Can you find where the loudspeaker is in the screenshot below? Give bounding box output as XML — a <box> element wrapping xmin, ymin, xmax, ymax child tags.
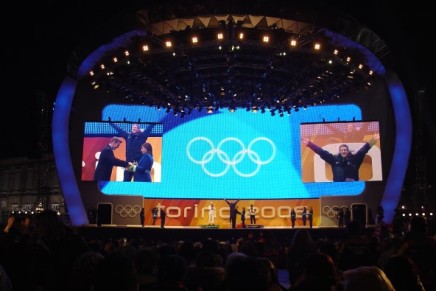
<box><xmin>97</xmin><ymin>203</ymin><xmax>113</xmax><ymax>226</ymax></box>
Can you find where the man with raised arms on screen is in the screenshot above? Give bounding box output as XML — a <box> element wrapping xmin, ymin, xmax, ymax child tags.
<box><xmin>109</xmin><ymin>122</ymin><xmax>155</xmax><ymax>181</ymax></box>
<box><xmin>302</xmin><ymin>133</ymin><xmax>379</xmax><ymax>182</ymax></box>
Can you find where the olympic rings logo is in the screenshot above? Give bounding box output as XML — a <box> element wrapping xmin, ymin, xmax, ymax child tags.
<box><xmin>115</xmin><ymin>205</ymin><xmax>142</xmax><ymax>217</ymax></box>
<box><xmin>322</xmin><ymin>205</ymin><xmax>347</xmax><ymax>218</ymax></box>
<box><xmin>186</xmin><ymin>137</ymin><xmax>276</xmax><ymax>177</ymax></box>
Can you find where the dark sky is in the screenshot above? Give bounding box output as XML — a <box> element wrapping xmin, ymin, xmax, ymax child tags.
<box><xmin>3</xmin><ymin>1</ymin><xmax>434</xmax><ymax>189</ymax></box>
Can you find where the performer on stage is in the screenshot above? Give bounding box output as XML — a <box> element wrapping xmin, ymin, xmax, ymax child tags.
<box><xmin>308</xmin><ymin>206</ymin><xmax>314</xmax><ymax>228</ymax></box>
<box><xmin>248</xmin><ymin>204</ymin><xmax>256</xmax><ymax>225</ymax></box>
<box><xmin>140</xmin><ymin>207</ymin><xmax>145</xmax><ymax>227</ymax></box>
<box><xmin>151</xmin><ymin>206</ymin><xmax>158</xmax><ymax>225</ymax></box>
<box><xmin>160</xmin><ymin>205</ymin><xmax>166</xmax><ymax>228</ymax></box>
<box><xmin>302</xmin><ymin>207</ymin><xmax>307</xmax><ymax>226</ymax></box>
<box><xmin>241</xmin><ymin>206</ymin><xmax>246</xmax><ymax>228</ymax></box>
<box><xmin>225</xmin><ymin>199</ymin><xmax>240</xmax><ymax>228</ymax></box>
<box><xmin>208</xmin><ymin>202</ymin><xmax>216</xmax><ymax>225</ymax></box>
<box><xmin>290</xmin><ymin>208</ymin><xmax>296</xmax><ymax>228</ymax></box>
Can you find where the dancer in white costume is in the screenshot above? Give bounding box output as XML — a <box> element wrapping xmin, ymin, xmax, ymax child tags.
<box><xmin>208</xmin><ymin>202</ymin><xmax>216</xmax><ymax>225</ymax></box>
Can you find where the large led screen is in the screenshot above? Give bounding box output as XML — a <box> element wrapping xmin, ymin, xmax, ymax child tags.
<box><xmin>81</xmin><ymin>121</ymin><xmax>163</xmax><ymax>182</ymax></box>
<box><xmin>300</xmin><ymin>121</ymin><xmax>382</xmax><ymax>183</ymax></box>
<box><xmin>92</xmin><ymin>103</ymin><xmax>374</xmax><ymax>199</ymax></box>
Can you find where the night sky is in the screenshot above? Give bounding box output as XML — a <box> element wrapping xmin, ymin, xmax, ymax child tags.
<box><xmin>2</xmin><ymin>0</ymin><xmax>434</xmax><ymax>200</ymax></box>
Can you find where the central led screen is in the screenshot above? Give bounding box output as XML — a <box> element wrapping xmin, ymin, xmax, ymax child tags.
<box><xmin>87</xmin><ymin>103</ymin><xmax>376</xmax><ymax>199</ymax></box>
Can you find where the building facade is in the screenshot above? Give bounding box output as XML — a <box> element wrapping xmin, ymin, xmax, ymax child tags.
<box><xmin>0</xmin><ymin>155</ymin><xmax>65</xmax><ymax>224</ymax></box>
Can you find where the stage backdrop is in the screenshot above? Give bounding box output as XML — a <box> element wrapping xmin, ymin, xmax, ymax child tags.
<box><xmin>53</xmin><ymin>73</ymin><xmax>410</xmax><ymax>227</ymax></box>
<box><xmin>131</xmin><ymin>199</ymin><xmax>320</xmax><ymax>228</ymax></box>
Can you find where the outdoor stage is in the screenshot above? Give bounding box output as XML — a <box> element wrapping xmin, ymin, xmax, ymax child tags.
<box><xmin>76</xmin><ymin>224</ymin><xmax>371</xmax><ymax>243</ymax></box>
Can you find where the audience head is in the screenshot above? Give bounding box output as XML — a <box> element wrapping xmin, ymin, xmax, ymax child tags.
<box><xmin>304</xmin><ymin>252</ymin><xmax>337</xmax><ymax>282</ymax></box>
<box><xmin>94</xmin><ymin>250</ymin><xmax>139</xmax><ymax>291</ymax></box>
<box><xmin>70</xmin><ymin>251</ymin><xmax>104</xmax><ymax>291</ymax></box>
<box><xmin>157</xmin><ymin>254</ymin><xmax>187</xmax><ymax>283</ymax></box>
<box><xmin>32</xmin><ymin>209</ymin><xmax>69</xmax><ymax>243</ymax></box>
<box><xmin>291</xmin><ymin>252</ymin><xmax>338</xmax><ymax>291</ymax></box>
<box><xmin>342</xmin><ymin>266</ymin><xmax>395</xmax><ymax>291</ymax></box>
<box><xmin>346</xmin><ymin>220</ymin><xmax>362</xmax><ymax>235</ymax></box>
<box><xmin>134</xmin><ymin>247</ymin><xmax>159</xmax><ymax>276</ymax></box>
<box><xmin>291</xmin><ymin>229</ymin><xmax>314</xmax><ymax>249</ymax></box>
<box><xmin>383</xmin><ymin>255</ymin><xmax>425</xmax><ymax>291</ymax></box>
<box><xmin>226</xmin><ymin>255</ymin><xmax>270</xmax><ymax>291</ymax></box>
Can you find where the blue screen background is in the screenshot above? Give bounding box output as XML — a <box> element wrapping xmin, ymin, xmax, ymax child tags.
<box><xmin>96</xmin><ymin>104</ymin><xmax>365</xmax><ymax>199</ymax></box>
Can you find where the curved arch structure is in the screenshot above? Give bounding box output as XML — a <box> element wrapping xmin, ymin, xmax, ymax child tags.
<box><xmin>53</xmin><ymin>5</ymin><xmax>410</xmax><ymax>226</ymax></box>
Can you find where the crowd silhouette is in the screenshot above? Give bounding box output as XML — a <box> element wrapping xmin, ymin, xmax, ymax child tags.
<box><xmin>1</xmin><ymin>210</ymin><xmax>435</xmax><ymax>291</ymax></box>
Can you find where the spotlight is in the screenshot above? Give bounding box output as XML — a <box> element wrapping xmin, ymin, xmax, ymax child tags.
<box><xmin>262</xmin><ymin>35</ymin><xmax>270</xmax><ymax>43</ymax></box>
